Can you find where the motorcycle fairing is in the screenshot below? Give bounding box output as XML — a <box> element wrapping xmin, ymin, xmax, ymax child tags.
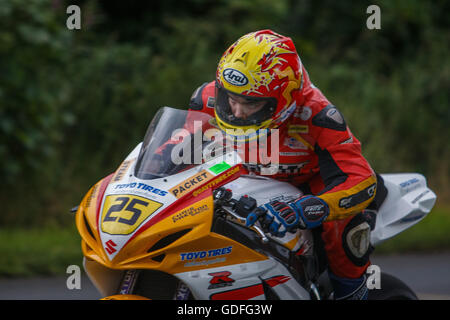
<box><xmin>75</xmin><ymin>107</ymin><xmax>437</xmax><ymax>300</ymax></box>
<box><xmin>371</xmin><ymin>173</ymin><xmax>437</xmax><ymax>246</ymax></box>
<box><xmin>76</xmin><ymin>146</ymin><xmax>269</xmax><ymax>273</ymax></box>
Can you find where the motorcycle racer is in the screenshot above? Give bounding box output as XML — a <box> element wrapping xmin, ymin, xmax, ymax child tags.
<box><xmin>187</xmin><ymin>29</ymin><xmax>379</xmax><ymax>300</ymax></box>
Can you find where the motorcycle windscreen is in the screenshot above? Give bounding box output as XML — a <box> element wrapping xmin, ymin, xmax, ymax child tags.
<box><xmin>134</xmin><ymin>107</ymin><xmax>214</xmax><ymax>179</ymax></box>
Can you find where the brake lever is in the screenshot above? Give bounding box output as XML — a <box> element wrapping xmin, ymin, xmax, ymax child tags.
<box><xmin>217</xmin><ymin>203</ymin><xmax>269</xmax><ymax>244</ymax></box>
<box><xmin>213</xmin><ymin>187</ymin><xmax>269</xmax><ymax>243</ymax></box>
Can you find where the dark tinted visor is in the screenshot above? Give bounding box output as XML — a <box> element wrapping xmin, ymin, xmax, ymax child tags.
<box><xmin>214</xmin><ymin>83</ymin><xmax>277</xmax><ymax>127</ymax></box>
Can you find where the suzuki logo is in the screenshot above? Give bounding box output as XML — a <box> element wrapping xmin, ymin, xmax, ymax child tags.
<box><xmin>208</xmin><ymin>271</ymin><xmax>235</xmax><ymax>289</ymax></box>
<box><xmin>105</xmin><ymin>240</ymin><xmax>117</xmax><ymax>254</ymax></box>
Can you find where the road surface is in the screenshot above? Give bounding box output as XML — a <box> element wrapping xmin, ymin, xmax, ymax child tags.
<box><xmin>0</xmin><ymin>252</ymin><xmax>449</xmax><ymax>300</ymax></box>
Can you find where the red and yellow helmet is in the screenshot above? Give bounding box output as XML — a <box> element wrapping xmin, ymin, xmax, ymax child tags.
<box><xmin>215</xmin><ymin>30</ymin><xmax>303</xmax><ymax>140</ymax></box>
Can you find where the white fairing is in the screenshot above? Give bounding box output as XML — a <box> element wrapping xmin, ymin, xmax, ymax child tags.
<box><xmin>371</xmin><ymin>173</ymin><xmax>437</xmax><ymax>246</ymax></box>
<box><xmin>175</xmin><ymin>257</ymin><xmax>311</xmax><ymax>300</ymax></box>
<box><xmin>223</xmin><ymin>174</ymin><xmax>303</xmax><ymax>204</ymax></box>
<box><xmin>223</xmin><ymin>175</ymin><xmax>314</xmax><ymax>253</ymax></box>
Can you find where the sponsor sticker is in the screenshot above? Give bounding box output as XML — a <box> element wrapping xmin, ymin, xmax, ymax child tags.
<box><xmin>180</xmin><ymin>246</ymin><xmax>233</xmax><ymax>267</ymax></box>
<box><xmin>412</xmin><ymin>190</ymin><xmax>430</xmax><ymax>204</ymax></box>
<box><xmin>288</xmin><ymin>124</ymin><xmax>309</xmax><ymax>134</ymax></box>
<box><xmin>172</xmin><ymin>204</ymin><xmax>210</xmax><ymax>223</ymax></box>
<box><xmin>112</xmin><ymin>159</ymin><xmax>134</xmax><ymax>182</ymax></box>
<box><xmin>169</xmin><ymin>170</ymin><xmax>214</xmax><ymax>199</ymax></box>
<box><xmin>223</xmin><ymin>68</ymin><xmax>249</xmax><ymax>86</ymax></box>
<box><xmin>180</xmin><ymin>246</ymin><xmax>233</xmax><ymax>261</ymax></box>
<box><xmin>400</xmin><ymin>178</ymin><xmax>420</xmax><ymax>189</ymax></box>
<box><xmin>192</xmin><ymin>166</ymin><xmax>241</xmax><ymax>197</ymax></box>
<box><xmin>115</xmin><ymin>182</ymin><xmax>168</xmax><ymax>197</ymax></box>
<box><xmin>85</xmin><ymin>184</ymin><xmax>99</xmax><ymax>208</ymax></box>
<box><xmin>208</xmin><ymin>161</ymin><xmax>231</xmax><ymax>175</ymax></box>
<box><xmin>283</xmin><ymin>137</ymin><xmax>308</xmax><ymax>150</ymax></box>
<box><xmin>183</xmin><ymin>258</ymin><xmax>226</xmax><ymax>268</ymax></box>
<box><xmin>206</xmin><ymin>96</ymin><xmax>215</xmax><ymax>108</ymax></box>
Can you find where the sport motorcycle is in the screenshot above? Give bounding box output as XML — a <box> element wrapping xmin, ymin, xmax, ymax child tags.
<box><xmin>74</xmin><ymin>107</ymin><xmax>436</xmax><ymax>300</ymax></box>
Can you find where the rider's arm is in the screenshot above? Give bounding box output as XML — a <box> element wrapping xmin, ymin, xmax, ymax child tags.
<box><xmin>308</xmin><ymin>100</ymin><xmax>377</xmax><ymax>221</ymax></box>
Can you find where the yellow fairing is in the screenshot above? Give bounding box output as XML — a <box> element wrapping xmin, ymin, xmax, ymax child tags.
<box><xmin>76</xmin><ymin>179</ymin><xmax>105</xmax><ymax>261</ymax></box>
<box><xmin>76</xmin><ymin>188</ymin><xmax>268</xmax><ymax>274</ymax></box>
<box><xmin>101</xmin><ymin>294</ymin><xmax>150</xmax><ymax>300</ymax></box>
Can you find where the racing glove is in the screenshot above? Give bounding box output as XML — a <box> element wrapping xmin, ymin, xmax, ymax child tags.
<box><xmin>245</xmin><ymin>195</ymin><xmax>330</xmax><ymax>237</ymax></box>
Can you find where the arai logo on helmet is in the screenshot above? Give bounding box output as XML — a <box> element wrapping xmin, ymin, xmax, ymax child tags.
<box><xmin>223</xmin><ymin>68</ymin><xmax>249</xmax><ymax>86</ymax></box>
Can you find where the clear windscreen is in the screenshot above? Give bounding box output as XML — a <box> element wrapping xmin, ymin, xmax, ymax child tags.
<box><xmin>134</xmin><ymin>107</ymin><xmax>219</xmax><ymax>179</ymax></box>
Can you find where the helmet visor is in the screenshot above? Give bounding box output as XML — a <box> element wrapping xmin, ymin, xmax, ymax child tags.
<box><xmin>215</xmin><ymin>83</ymin><xmax>277</xmax><ymax>128</ymax></box>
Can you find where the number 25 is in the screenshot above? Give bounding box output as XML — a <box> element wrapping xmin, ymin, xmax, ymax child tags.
<box><xmin>103</xmin><ymin>197</ymin><xmax>149</xmax><ymax>226</ymax></box>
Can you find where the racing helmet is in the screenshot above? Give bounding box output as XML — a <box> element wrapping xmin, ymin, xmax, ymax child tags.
<box><xmin>215</xmin><ymin>30</ymin><xmax>303</xmax><ymax>141</ymax></box>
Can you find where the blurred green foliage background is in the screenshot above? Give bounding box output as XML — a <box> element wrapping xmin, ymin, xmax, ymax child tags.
<box><xmin>0</xmin><ymin>0</ymin><xmax>449</xmax><ymax>228</ymax></box>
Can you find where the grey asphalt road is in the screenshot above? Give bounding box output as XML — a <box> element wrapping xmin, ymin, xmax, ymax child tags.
<box><xmin>371</xmin><ymin>251</ymin><xmax>450</xmax><ymax>300</ymax></box>
<box><xmin>0</xmin><ymin>252</ymin><xmax>449</xmax><ymax>300</ymax></box>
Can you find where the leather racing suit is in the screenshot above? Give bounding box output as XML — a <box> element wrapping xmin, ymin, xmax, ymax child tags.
<box><xmin>187</xmin><ymin>64</ymin><xmax>378</xmax><ymax>296</ymax></box>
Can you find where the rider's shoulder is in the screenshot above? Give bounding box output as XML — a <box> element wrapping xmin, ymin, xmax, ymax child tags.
<box><xmin>295</xmin><ymin>90</ymin><xmax>347</xmax><ymax>132</ymax></box>
<box><xmin>189</xmin><ymin>81</ymin><xmax>215</xmax><ymax>111</ymax></box>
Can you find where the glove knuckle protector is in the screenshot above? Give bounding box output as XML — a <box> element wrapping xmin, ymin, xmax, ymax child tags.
<box><xmin>245</xmin><ymin>196</ymin><xmax>330</xmax><ymax>237</ymax></box>
<box><xmin>293</xmin><ymin>195</ymin><xmax>329</xmax><ymax>229</ymax></box>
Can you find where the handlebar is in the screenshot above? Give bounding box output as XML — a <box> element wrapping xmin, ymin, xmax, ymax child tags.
<box><xmin>213</xmin><ymin>188</ymin><xmax>270</xmax><ymax>244</ymax></box>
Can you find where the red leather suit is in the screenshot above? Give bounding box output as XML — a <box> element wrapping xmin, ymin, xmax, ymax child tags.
<box><xmin>188</xmin><ymin>65</ymin><xmax>377</xmax><ymax>279</ymax></box>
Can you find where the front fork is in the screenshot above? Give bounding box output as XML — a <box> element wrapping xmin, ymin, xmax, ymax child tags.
<box><xmin>118</xmin><ymin>269</ymin><xmax>140</xmax><ymax>294</ymax></box>
<box><xmin>118</xmin><ymin>269</ymin><xmax>192</xmax><ymax>299</ymax></box>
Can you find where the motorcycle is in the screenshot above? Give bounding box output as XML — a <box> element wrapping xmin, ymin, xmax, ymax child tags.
<box><xmin>74</xmin><ymin>107</ymin><xmax>436</xmax><ymax>300</ymax></box>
